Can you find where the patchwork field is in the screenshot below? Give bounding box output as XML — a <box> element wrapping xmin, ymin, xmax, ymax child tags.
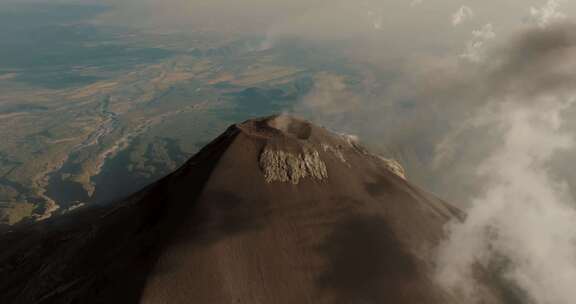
<box><xmin>0</xmin><ymin>3</ymin><xmax>335</xmax><ymax>224</ymax></box>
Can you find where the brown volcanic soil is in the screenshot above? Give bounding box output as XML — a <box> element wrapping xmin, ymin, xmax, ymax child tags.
<box><xmin>0</xmin><ymin>115</ymin><xmax>503</xmax><ymax>304</ymax></box>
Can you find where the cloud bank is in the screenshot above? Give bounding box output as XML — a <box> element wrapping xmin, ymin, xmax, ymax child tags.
<box><xmin>531</xmin><ymin>0</ymin><xmax>567</xmax><ymax>28</ymax></box>
<box><xmin>435</xmin><ymin>23</ymin><xmax>576</xmax><ymax>303</ymax></box>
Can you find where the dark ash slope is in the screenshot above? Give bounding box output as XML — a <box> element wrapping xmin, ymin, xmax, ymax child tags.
<box><xmin>0</xmin><ymin>115</ymin><xmax>503</xmax><ymax>304</ymax></box>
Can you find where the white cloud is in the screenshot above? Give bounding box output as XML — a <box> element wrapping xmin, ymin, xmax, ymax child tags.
<box><xmin>530</xmin><ymin>0</ymin><xmax>566</xmax><ymax>28</ymax></box>
<box><xmin>452</xmin><ymin>6</ymin><xmax>474</xmax><ymax>26</ymax></box>
<box><xmin>434</xmin><ymin>25</ymin><xmax>576</xmax><ymax>303</ymax></box>
<box><xmin>437</xmin><ymin>97</ymin><xmax>576</xmax><ymax>304</ymax></box>
<box><xmin>460</xmin><ymin>23</ymin><xmax>496</xmax><ymax>62</ymax></box>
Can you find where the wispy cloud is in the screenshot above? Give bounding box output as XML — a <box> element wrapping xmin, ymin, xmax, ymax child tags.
<box><xmin>452</xmin><ymin>6</ymin><xmax>474</xmax><ymax>26</ymax></box>
<box><xmin>367</xmin><ymin>9</ymin><xmax>384</xmax><ymax>30</ymax></box>
<box><xmin>530</xmin><ymin>0</ymin><xmax>566</xmax><ymax>28</ymax></box>
<box><xmin>460</xmin><ymin>24</ymin><xmax>496</xmax><ymax>62</ymax></box>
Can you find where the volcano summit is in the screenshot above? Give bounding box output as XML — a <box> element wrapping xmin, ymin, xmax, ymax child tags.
<box><xmin>0</xmin><ymin>115</ymin><xmax>506</xmax><ymax>303</ymax></box>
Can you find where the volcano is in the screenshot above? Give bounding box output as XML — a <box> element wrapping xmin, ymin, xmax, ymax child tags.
<box><xmin>0</xmin><ymin>115</ymin><xmax>506</xmax><ymax>304</ymax></box>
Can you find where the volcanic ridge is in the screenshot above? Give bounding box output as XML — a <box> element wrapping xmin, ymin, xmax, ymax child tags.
<box><xmin>0</xmin><ymin>115</ymin><xmax>506</xmax><ymax>304</ymax></box>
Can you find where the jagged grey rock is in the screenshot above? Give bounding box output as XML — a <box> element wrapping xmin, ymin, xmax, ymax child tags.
<box><xmin>259</xmin><ymin>147</ymin><xmax>328</xmax><ymax>184</ymax></box>
<box><xmin>377</xmin><ymin>156</ymin><xmax>406</xmax><ymax>179</ymax></box>
<box><xmin>322</xmin><ymin>144</ymin><xmax>348</xmax><ymax>165</ymax></box>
